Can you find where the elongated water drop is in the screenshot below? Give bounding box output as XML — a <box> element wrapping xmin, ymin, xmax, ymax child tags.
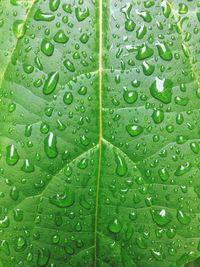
<box><xmin>44</xmin><ymin>132</ymin><xmax>58</xmax><ymax>159</ymax></box>
<box><xmin>177</xmin><ymin>210</ymin><xmax>191</xmax><ymax>225</ymax></box>
<box><xmin>115</xmin><ymin>153</ymin><xmax>127</xmax><ymax>176</ymax></box>
<box><xmin>142</xmin><ymin>61</ymin><xmax>155</xmax><ymax>76</ymax></box>
<box><xmin>43</xmin><ymin>72</ymin><xmax>59</xmax><ymax>95</ymax></box>
<box><xmin>6</xmin><ymin>145</ymin><xmax>19</xmax><ymax>166</ymax></box>
<box><xmin>156</xmin><ymin>41</ymin><xmax>173</xmax><ymax>61</ymax></box>
<box><xmin>37</xmin><ymin>248</ymin><xmax>50</xmax><ymax>267</ymax></box>
<box><xmin>13</xmin><ymin>20</ymin><xmax>26</xmax><ymax>39</ymax></box>
<box><xmin>49</xmin><ymin>0</ymin><xmax>60</xmax><ymax>11</ymax></box>
<box><xmin>175</xmin><ymin>162</ymin><xmax>191</xmax><ymax>176</ymax></box>
<box><xmin>152</xmin><ymin>109</ymin><xmax>164</xmax><ymax>124</ymax></box>
<box><xmin>34</xmin><ymin>9</ymin><xmax>55</xmax><ymax>21</ymax></box>
<box><xmin>41</xmin><ymin>38</ymin><xmax>54</xmax><ymax>56</ymax></box>
<box><xmin>63</xmin><ymin>59</ymin><xmax>75</xmax><ymax>72</ymax></box>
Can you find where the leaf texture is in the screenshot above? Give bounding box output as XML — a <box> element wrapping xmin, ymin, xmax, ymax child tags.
<box><xmin>0</xmin><ymin>0</ymin><xmax>200</xmax><ymax>267</ymax></box>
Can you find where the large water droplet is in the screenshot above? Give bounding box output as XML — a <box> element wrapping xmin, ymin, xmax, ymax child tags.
<box><xmin>63</xmin><ymin>59</ymin><xmax>75</xmax><ymax>72</ymax></box>
<box><xmin>136</xmin><ymin>43</ymin><xmax>154</xmax><ymax>60</ymax></box>
<box><xmin>43</xmin><ymin>72</ymin><xmax>59</xmax><ymax>95</ymax></box>
<box><xmin>149</xmin><ymin>77</ymin><xmax>173</xmax><ymax>104</ymax></box>
<box><xmin>126</xmin><ymin>124</ymin><xmax>143</xmax><ymax>137</ymax></box>
<box><xmin>176</xmin><ymin>210</ymin><xmax>191</xmax><ymax>225</ymax></box>
<box><xmin>41</xmin><ymin>38</ymin><xmax>54</xmax><ymax>56</ymax></box>
<box><xmin>6</xmin><ymin>145</ymin><xmax>19</xmax><ymax>166</ymax></box>
<box><xmin>44</xmin><ymin>132</ymin><xmax>58</xmax><ymax>159</ymax></box>
<box><xmin>13</xmin><ymin>20</ymin><xmax>26</xmax><ymax>39</ymax></box>
<box><xmin>123</xmin><ymin>88</ymin><xmax>138</xmax><ymax>104</ymax></box>
<box><xmin>34</xmin><ymin>9</ymin><xmax>55</xmax><ymax>22</ymax></box>
<box><xmin>156</xmin><ymin>41</ymin><xmax>173</xmax><ymax>61</ymax></box>
<box><xmin>53</xmin><ymin>30</ymin><xmax>69</xmax><ymax>44</ymax></box>
<box><xmin>50</xmin><ymin>189</ymin><xmax>75</xmax><ymax>208</ymax></box>
<box><xmin>175</xmin><ymin>162</ymin><xmax>191</xmax><ymax>176</ymax></box>
<box><xmin>75</xmin><ymin>7</ymin><xmax>89</xmax><ymax>22</ymax></box>
<box><xmin>115</xmin><ymin>153</ymin><xmax>127</xmax><ymax>176</ymax></box>
<box><xmin>108</xmin><ymin>218</ymin><xmax>122</xmax><ymax>233</ymax></box>
<box><xmin>151</xmin><ymin>208</ymin><xmax>172</xmax><ymax>226</ymax></box>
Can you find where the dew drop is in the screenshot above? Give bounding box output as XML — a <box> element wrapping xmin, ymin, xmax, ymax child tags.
<box><xmin>149</xmin><ymin>77</ymin><xmax>173</xmax><ymax>104</ymax></box>
<box><xmin>44</xmin><ymin>132</ymin><xmax>58</xmax><ymax>159</ymax></box>
<box><xmin>43</xmin><ymin>72</ymin><xmax>59</xmax><ymax>95</ymax></box>
<box><xmin>126</xmin><ymin>124</ymin><xmax>143</xmax><ymax>137</ymax></box>
<box><xmin>6</xmin><ymin>145</ymin><xmax>19</xmax><ymax>166</ymax></box>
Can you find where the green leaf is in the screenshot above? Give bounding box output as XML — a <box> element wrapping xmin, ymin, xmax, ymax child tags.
<box><xmin>0</xmin><ymin>0</ymin><xmax>200</xmax><ymax>266</ymax></box>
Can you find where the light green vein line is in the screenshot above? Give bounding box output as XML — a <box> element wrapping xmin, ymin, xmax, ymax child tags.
<box><xmin>94</xmin><ymin>0</ymin><xmax>103</xmax><ymax>265</ymax></box>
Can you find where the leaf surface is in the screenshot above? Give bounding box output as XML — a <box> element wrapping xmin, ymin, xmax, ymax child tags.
<box><xmin>0</xmin><ymin>0</ymin><xmax>200</xmax><ymax>267</ymax></box>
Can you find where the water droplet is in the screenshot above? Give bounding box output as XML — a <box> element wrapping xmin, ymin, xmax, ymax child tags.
<box><xmin>161</xmin><ymin>0</ymin><xmax>171</xmax><ymax>18</ymax></box>
<box><xmin>158</xmin><ymin>168</ymin><xmax>169</xmax><ymax>181</ymax></box>
<box><xmin>53</xmin><ymin>30</ymin><xmax>69</xmax><ymax>44</ymax></box>
<box><xmin>151</xmin><ymin>249</ymin><xmax>163</xmax><ymax>261</ymax></box>
<box><xmin>78</xmin><ymin>86</ymin><xmax>87</xmax><ymax>95</ymax></box>
<box><xmin>152</xmin><ymin>109</ymin><xmax>164</xmax><ymax>124</ymax></box>
<box><xmin>151</xmin><ymin>208</ymin><xmax>172</xmax><ymax>226</ymax></box>
<box><xmin>13</xmin><ymin>208</ymin><xmax>23</xmax><ymax>221</ymax></box>
<box><xmin>10</xmin><ymin>187</ymin><xmax>19</xmax><ymax>200</ymax></box>
<box><xmin>44</xmin><ymin>132</ymin><xmax>58</xmax><ymax>159</ymax></box>
<box><xmin>63</xmin><ymin>59</ymin><xmax>75</xmax><ymax>72</ymax></box>
<box><xmin>177</xmin><ymin>210</ymin><xmax>191</xmax><ymax>225</ymax></box>
<box><xmin>0</xmin><ymin>216</ymin><xmax>9</xmax><ymax>229</ymax></box>
<box><xmin>142</xmin><ymin>61</ymin><xmax>155</xmax><ymax>76</ymax></box>
<box><xmin>156</xmin><ymin>41</ymin><xmax>173</xmax><ymax>61</ymax></box>
<box><xmin>136</xmin><ymin>25</ymin><xmax>147</xmax><ymax>39</ymax></box>
<box><xmin>49</xmin><ymin>0</ymin><xmax>60</xmax><ymax>12</ymax></box>
<box><xmin>125</xmin><ymin>19</ymin><xmax>135</xmax><ymax>32</ymax></box>
<box><xmin>108</xmin><ymin>218</ymin><xmax>122</xmax><ymax>233</ymax></box>
<box><xmin>126</xmin><ymin>124</ymin><xmax>143</xmax><ymax>137</ymax></box>
<box><xmin>0</xmin><ymin>240</ymin><xmax>10</xmax><ymax>256</ymax></box>
<box><xmin>37</xmin><ymin>248</ymin><xmax>50</xmax><ymax>267</ymax></box>
<box><xmin>149</xmin><ymin>77</ymin><xmax>173</xmax><ymax>104</ymax></box>
<box><xmin>43</xmin><ymin>72</ymin><xmax>59</xmax><ymax>95</ymax></box>
<box><xmin>34</xmin><ymin>9</ymin><xmax>55</xmax><ymax>22</ymax></box>
<box><xmin>41</xmin><ymin>38</ymin><xmax>54</xmax><ymax>56</ymax></box>
<box><xmin>75</xmin><ymin>7</ymin><xmax>89</xmax><ymax>22</ymax></box>
<box><xmin>50</xmin><ymin>188</ymin><xmax>75</xmax><ymax>208</ymax></box>
<box><xmin>178</xmin><ymin>3</ymin><xmax>188</xmax><ymax>14</ymax></box>
<box><xmin>21</xmin><ymin>159</ymin><xmax>35</xmax><ymax>173</ymax></box>
<box><xmin>23</xmin><ymin>64</ymin><xmax>34</xmax><ymax>74</ymax></box>
<box><xmin>15</xmin><ymin>236</ymin><xmax>26</xmax><ymax>251</ymax></box>
<box><xmin>6</xmin><ymin>145</ymin><xmax>19</xmax><ymax>166</ymax></box>
<box><xmin>190</xmin><ymin>142</ymin><xmax>199</xmax><ymax>154</ymax></box>
<box><xmin>137</xmin><ymin>10</ymin><xmax>152</xmax><ymax>22</ymax></box>
<box><xmin>175</xmin><ymin>162</ymin><xmax>191</xmax><ymax>176</ymax></box>
<box><xmin>80</xmin><ymin>135</ymin><xmax>90</xmax><ymax>146</ymax></box>
<box><xmin>136</xmin><ymin>43</ymin><xmax>153</xmax><ymax>60</ymax></box>
<box><xmin>114</xmin><ymin>152</ymin><xmax>127</xmax><ymax>176</ymax></box>
<box><xmin>77</xmin><ymin>158</ymin><xmax>88</xmax><ymax>169</ymax></box>
<box><xmin>63</xmin><ymin>92</ymin><xmax>73</xmax><ymax>105</ymax></box>
<box><xmin>62</xmin><ymin>4</ymin><xmax>72</xmax><ymax>14</ymax></box>
<box><xmin>123</xmin><ymin>88</ymin><xmax>138</xmax><ymax>104</ymax></box>
<box><xmin>13</xmin><ymin>20</ymin><xmax>26</xmax><ymax>39</ymax></box>
<box><xmin>80</xmin><ymin>33</ymin><xmax>89</xmax><ymax>44</ymax></box>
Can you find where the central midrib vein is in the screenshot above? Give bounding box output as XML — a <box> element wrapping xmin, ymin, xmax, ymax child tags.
<box><xmin>94</xmin><ymin>0</ymin><xmax>103</xmax><ymax>265</ymax></box>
